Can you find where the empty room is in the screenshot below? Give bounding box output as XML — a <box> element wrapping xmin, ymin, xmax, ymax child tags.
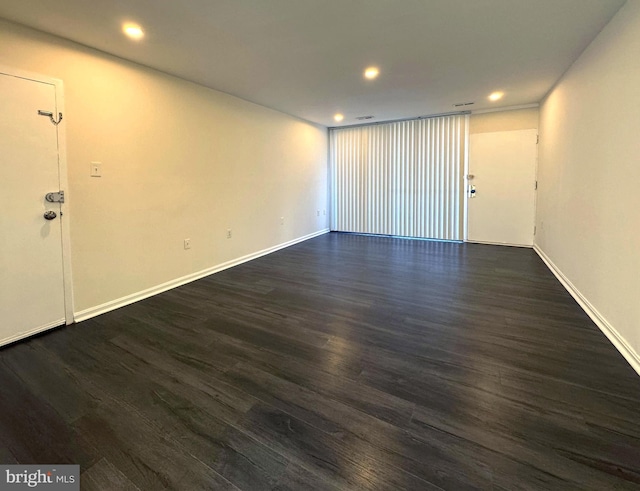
<box><xmin>1</xmin><ymin>0</ymin><xmax>639</xmax><ymax>489</ymax></box>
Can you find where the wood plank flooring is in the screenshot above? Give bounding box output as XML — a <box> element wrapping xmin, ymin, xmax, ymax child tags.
<box><xmin>1</xmin><ymin>232</ymin><xmax>639</xmax><ymax>490</ymax></box>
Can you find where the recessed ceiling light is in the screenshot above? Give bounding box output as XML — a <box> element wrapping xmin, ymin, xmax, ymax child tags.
<box><xmin>488</xmin><ymin>91</ymin><xmax>504</xmax><ymax>101</ymax></box>
<box><xmin>334</xmin><ymin>113</ymin><xmax>344</xmax><ymax>122</ymax></box>
<box><xmin>364</xmin><ymin>67</ymin><xmax>379</xmax><ymax>80</ymax></box>
<box><xmin>123</xmin><ymin>23</ymin><xmax>144</xmax><ymax>40</ymax></box>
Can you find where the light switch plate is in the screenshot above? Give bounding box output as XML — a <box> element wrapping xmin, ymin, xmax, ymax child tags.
<box><xmin>91</xmin><ymin>162</ymin><xmax>102</xmax><ymax>177</ymax></box>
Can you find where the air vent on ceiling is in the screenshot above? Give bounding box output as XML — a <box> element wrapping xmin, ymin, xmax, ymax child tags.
<box><xmin>355</xmin><ymin>115</ymin><xmax>375</xmax><ymax>120</ymax></box>
<box><xmin>453</xmin><ymin>102</ymin><xmax>475</xmax><ymax>107</ymax></box>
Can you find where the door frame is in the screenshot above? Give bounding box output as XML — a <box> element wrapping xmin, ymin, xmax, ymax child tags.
<box><xmin>462</xmin><ymin>115</ymin><xmax>470</xmax><ymax>242</ymax></box>
<box><xmin>1</xmin><ymin>64</ymin><xmax>75</xmax><ymax>326</ymax></box>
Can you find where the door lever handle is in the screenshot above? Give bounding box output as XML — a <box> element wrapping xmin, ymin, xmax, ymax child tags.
<box><xmin>38</xmin><ymin>110</ymin><xmax>63</xmax><ymax>126</ymax></box>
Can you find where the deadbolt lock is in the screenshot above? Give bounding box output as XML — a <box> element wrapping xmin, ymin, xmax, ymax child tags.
<box><xmin>45</xmin><ymin>191</ymin><xmax>65</xmax><ymax>203</ymax></box>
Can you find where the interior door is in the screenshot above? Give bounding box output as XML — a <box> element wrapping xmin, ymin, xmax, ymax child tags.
<box><xmin>467</xmin><ymin>129</ymin><xmax>537</xmax><ymax>246</ymax></box>
<box><xmin>0</xmin><ymin>72</ymin><xmax>66</xmax><ymax>345</ymax></box>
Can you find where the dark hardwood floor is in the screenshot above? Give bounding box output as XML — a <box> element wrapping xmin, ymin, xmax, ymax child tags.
<box><xmin>1</xmin><ymin>232</ymin><xmax>639</xmax><ymax>490</ymax></box>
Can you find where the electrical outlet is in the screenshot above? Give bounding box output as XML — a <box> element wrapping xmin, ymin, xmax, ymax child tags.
<box><xmin>90</xmin><ymin>162</ymin><xmax>102</xmax><ymax>177</ymax></box>
<box><xmin>184</xmin><ymin>238</ymin><xmax>191</xmax><ymax>250</ymax></box>
<box><xmin>227</xmin><ymin>229</ymin><xmax>232</xmax><ymax>239</ymax></box>
<box><xmin>317</xmin><ymin>210</ymin><xmax>320</xmax><ymax>216</ymax></box>
<box><xmin>280</xmin><ymin>216</ymin><xmax>284</xmax><ymax>225</ymax></box>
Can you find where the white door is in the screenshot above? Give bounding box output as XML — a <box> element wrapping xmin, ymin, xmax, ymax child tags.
<box><xmin>467</xmin><ymin>129</ymin><xmax>537</xmax><ymax>246</ymax></box>
<box><xmin>0</xmin><ymin>72</ymin><xmax>67</xmax><ymax>345</ymax></box>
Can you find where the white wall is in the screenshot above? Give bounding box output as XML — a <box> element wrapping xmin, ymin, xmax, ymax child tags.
<box><xmin>0</xmin><ymin>19</ymin><xmax>329</xmax><ymax>316</ymax></box>
<box><xmin>469</xmin><ymin>107</ymin><xmax>538</xmax><ymax>135</ymax></box>
<box><xmin>536</xmin><ymin>0</ymin><xmax>640</xmax><ymax>373</ymax></box>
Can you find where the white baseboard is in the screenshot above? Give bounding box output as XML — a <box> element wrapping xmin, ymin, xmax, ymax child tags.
<box><xmin>466</xmin><ymin>239</ymin><xmax>533</xmax><ymax>248</ymax></box>
<box><xmin>534</xmin><ymin>244</ymin><xmax>640</xmax><ymax>377</ymax></box>
<box><xmin>0</xmin><ymin>318</ymin><xmax>65</xmax><ymax>348</ymax></box>
<box><xmin>74</xmin><ymin>229</ymin><xmax>330</xmax><ymax>322</ymax></box>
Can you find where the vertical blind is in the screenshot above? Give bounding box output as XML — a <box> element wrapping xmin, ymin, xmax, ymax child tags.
<box><xmin>330</xmin><ymin>115</ymin><xmax>466</xmax><ymax>240</ymax></box>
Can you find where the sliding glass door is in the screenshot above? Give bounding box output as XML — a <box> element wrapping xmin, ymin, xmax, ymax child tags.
<box><xmin>330</xmin><ymin>115</ymin><xmax>467</xmax><ymax>240</ymax></box>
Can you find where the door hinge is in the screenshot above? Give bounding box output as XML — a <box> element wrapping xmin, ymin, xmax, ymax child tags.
<box><xmin>535</xmin><ymin>180</ymin><xmax>538</xmax><ymax>190</ymax></box>
<box><xmin>536</xmin><ymin>135</ymin><xmax>539</xmax><ymax>144</ymax></box>
<box><xmin>534</xmin><ymin>225</ymin><xmax>537</xmax><ymax>235</ymax></box>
